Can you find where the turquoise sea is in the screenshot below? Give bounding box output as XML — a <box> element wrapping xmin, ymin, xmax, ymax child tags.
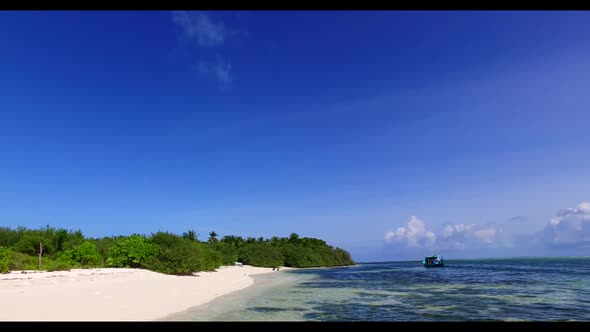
<box><xmin>162</xmin><ymin>258</ymin><xmax>590</xmax><ymax>321</ymax></box>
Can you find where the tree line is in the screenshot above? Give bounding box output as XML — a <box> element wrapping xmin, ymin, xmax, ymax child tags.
<box><xmin>0</xmin><ymin>226</ymin><xmax>355</xmax><ymax>275</ymax></box>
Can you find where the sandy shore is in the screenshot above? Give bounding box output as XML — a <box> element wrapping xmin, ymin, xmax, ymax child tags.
<box><xmin>0</xmin><ymin>265</ymin><xmax>283</xmax><ymax>321</ymax></box>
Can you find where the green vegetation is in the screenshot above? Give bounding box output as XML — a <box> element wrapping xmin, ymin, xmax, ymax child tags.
<box><xmin>143</xmin><ymin>232</ymin><xmax>221</xmax><ymax>275</ymax></box>
<box><xmin>106</xmin><ymin>235</ymin><xmax>159</xmax><ymax>268</ymax></box>
<box><xmin>0</xmin><ymin>226</ymin><xmax>355</xmax><ymax>275</ymax></box>
<box><xmin>0</xmin><ymin>247</ymin><xmax>13</xmax><ymax>273</ymax></box>
<box><xmin>59</xmin><ymin>241</ymin><xmax>103</xmax><ymax>268</ymax></box>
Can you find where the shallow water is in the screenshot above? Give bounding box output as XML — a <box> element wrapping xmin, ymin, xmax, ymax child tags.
<box><xmin>162</xmin><ymin>258</ymin><xmax>590</xmax><ymax>321</ymax></box>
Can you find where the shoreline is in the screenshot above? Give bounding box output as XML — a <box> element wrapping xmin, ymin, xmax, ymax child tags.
<box><xmin>0</xmin><ymin>265</ymin><xmax>289</xmax><ymax>321</ymax></box>
<box><xmin>158</xmin><ymin>268</ymin><xmax>306</xmax><ymax>321</ymax></box>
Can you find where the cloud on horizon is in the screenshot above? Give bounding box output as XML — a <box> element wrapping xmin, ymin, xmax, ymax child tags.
<box><xmin>383</xmin><ymin>201</ymin><xmax>590</xmax><ymax>258</ymax></box>
<box><xmin>543</xmin><ymin>201</ymin><xmax>590</xmax><ymax>250</ymax></box>
<box><xmin>384</xmin><ymin>216</ymin><xmax>499</xmax><ymax>253</ymax></box>
<box><xmin>172</xmin><ymin>11</ymin><xmax>237</xmax><ymax>87</ymax></box>
<box><xmin>384</xmin><ymin>216</ymin><xmax>436</xmax><ymax>249</ymax></box>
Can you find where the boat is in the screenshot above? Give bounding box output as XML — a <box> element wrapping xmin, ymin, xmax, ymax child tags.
<box><xmin>422</xmin><ymin>254</ymin><xmax>444</xmax><ymax>268</ymax></box>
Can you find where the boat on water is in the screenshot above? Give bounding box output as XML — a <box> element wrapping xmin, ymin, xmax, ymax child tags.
<box><xmin>422</xmin><ymin>254</ymin><xmax>444</xmax><ymax>268</ymax></box>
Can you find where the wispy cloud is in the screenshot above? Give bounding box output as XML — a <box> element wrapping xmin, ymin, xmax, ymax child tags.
<box><xmin>510</xmin><ymin>216</ymin><xmax>525</xmax><ymax>221</ymax></box>
<box><xmin>197</xmin><ymin>59</ymin><xmax>232</xmax><ymax>86</ymax></box>
<box><xmin>172</xmin><ymin>11</ymin><xmax>227</xmax><ymax>48</ymax></box>
<box><xmin>172</xmin><ymin>11</ymin><xmax>238</xmax><ymax>87</ymax></box>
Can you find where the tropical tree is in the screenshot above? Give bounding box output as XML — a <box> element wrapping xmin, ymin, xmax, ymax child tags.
<box><xmin>106</xmin><ymin>235</ymin><xmax>159</xmax><ymax>268</ymax></box>
<box><xmin>182</xmin><ymin>229</ymin><xmax>199</xmax><ymax>242</ymax></box>
<box><xmin>289</xmin><ymin>233</ymin><xmax>300</xmax><ymax>243</ymax></box>
<box><xmin>208</xmin><ymin>231</ymin><xmax>218</xmax><ymax>244</ymax></box>
<box><xmin>220</xmin><ymin>235</ymin><xmax>244</xmax><ymax>248</ymax></box>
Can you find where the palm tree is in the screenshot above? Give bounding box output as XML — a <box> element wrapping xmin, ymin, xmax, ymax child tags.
<box><xmin>220</xmin><ymin>235</ymin><xmax>235</xmax><ymax>245</ymax></box>
<box><xmin>208</xmin><ymin>231</ymin><xmax>218</xmax><ymax>244</ymax></box>
<box><xmin>220</xmin><ymin>235</ymin><xmax>244</xmax><ymax>247</ymax></box>
<box><xmin>182</xmin><ymin>229</ymin><xmax>199</xmax><ymax>242</ymax></box>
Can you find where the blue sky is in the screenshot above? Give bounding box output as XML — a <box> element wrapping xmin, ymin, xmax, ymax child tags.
<box><xmin>1</xmin><ymin>11</ymin><xmax>589</xmax><ymax>262</ymax></box>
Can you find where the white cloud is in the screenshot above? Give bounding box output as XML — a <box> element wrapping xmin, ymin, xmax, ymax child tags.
<box><xmin>172</xmin><ymin>11</ymin><xmax>227</xmax><ymax>48</ymax></box>
<box><xmin>197</xmin><ymin>60</ymin><xmax>232</xmax><ymax>85</ymax></box>
<box><xmin>383</xmin><ymin>201</ymin><xmax>590</xmax><ymax>258</ymax></box>
<box><xmin>384</xmin><ymin>216</ymin><xmax>497</xmax><ymax>252</ymax></box>
<box><xmin>543</xmin><ymin>201</ymin><xmax>590</xmax><ymax>248</ymax></box>
<box><xmin>474</xmin><ymin>228</ymin><xmax>497</xmax><ymax>244</ymax></box>
<box><xmin>384</xmin><ymin>231</ymin><xmax>395</xmax><ymax>241</ymax></box>
<box><xmin>439</xmin><ymin>222</ymin><xmax>497</xmax><ymax>249</ymax></box>
<box><xmin>172</xmin><ymin>11</ymin><xmax>237</xmax><ymax>87</ymax></box>
<box><xmin>384</xmin><ymin>216</ymin><xmax>436</xmax><ymax>249</ymax></box>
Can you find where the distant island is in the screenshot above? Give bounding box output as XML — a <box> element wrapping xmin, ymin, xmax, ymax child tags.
<box><xmin>0</xmin><ymin>225</ymin><xmax>355</xmax><ymax>275</ymax></box>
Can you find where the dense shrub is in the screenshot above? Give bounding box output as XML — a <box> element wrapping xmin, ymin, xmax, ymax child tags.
<box><xmin>106</xmin><ymin>235</ymin><xmax>159</xmax><ymax>268</ymax></box>
<box><xmin>212</xmin><ymin>242</ymin><xmax>239</xmax><ymax>266</ymax></box>
<box><xmin>144</xmin><ymin>232</ymin><xmax>222</xmax><ymax>275</ymax></box>
<box><xmin>71</xmin><ymin>241</ymin><xmax>103</xmax><ymax>266</ymax></box>
<box><xmin>0</xmin><ymin>228</ymin><xmax>19</xmax><ymax>248</ymax></box>
<box><xmin>90</xmin><ymin>237</ymin><xmax>118</xmax><ymax>263</ymax></box>
<box><xmin>57</xmin><ymin>241</ymin><xmax>103</xmax><ymax>268</ymax></box>
<box><xmin>9</xmin><ymin>251</ymin><xmax>39</xmax><ymax>271</ymax></box>
<box><xmin>13</xmin><ymin>237</ymin><xmax>44</xmax><ymax>256</ymax></box>
<box><xmin>0</xmin><ymin>247</ymin><xmax>13</xmax><ymax>273</ymax></box>
<box><xmin>46</xmin><ymin>256</ymin><xmax>75</xmax><ymax>272</ymax></box>
<box><xmin>238</xmin><ymin>243</ymin><xmax>284</xmax><ymax>268</ymax></box>
<box><xmin>197</xmin><ymin>244</ymin><xmax>223</xmax><ymax>271</ymax></box>
<box><xmin>282</xmin><ymin>245</ymin><xmax>315</xmax><ymax>267</ymax></box>
<box><xmin>57</xmin><ymin>229</ymin><xmax>85</xmax><ymax>252</ymax></box>
<box><xmin>333</xmin><ymin>247</ymin><xmax>354</xmax><ymax>265</ymax></box>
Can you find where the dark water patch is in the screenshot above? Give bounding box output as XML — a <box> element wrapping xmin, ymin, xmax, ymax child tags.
<box><xmin>353</xmin><ymin>291</ymin><xmax>391</xmax><ymax>298</ymax></box>
<box><xmin>287</xmin><ymin>289</ymin><xmax>312</xmax><ymax>294</ymax></box>
<box><xmin>247</xmin><ymin>306</ymin><xmax>292</xmax><ymax>313</ymax></box>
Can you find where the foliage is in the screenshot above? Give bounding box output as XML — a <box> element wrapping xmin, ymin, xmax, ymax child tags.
<box><xmin>144</xmin><ymin>232</ymin><xmax>200</xmax><ymax>275</ymax></box>
<box><xmin>198</xmin><ymin>244</ymin><xmax>223</xmax><ymax>271</ymax></box>
<box><xmin>211</xmin><ymin>242</ymin><xmax>239</xmax><ymax>265</ymax></box>
<box><xmin>281</xmin><ymin>244</ymin><xmax>315</xmax><ymax>267</ymax></box>
<box><xmin>208</xmin><ymin>231</ymin><xmax>218</xmax><ymax>244</ymax></box>
<box><xmin>90</xmin><ymin>236</ymin><xmax>118</xmax><ymax>263</ymax></box>
<box><xmin>0</xmin><ymin>247</ymin><xmax>13</xmax><ymax>273</ymax></box>
<box><xmin>182</xmin><ymin>229</ymin><xmax>199</xmax><ymax>242</ymax></box>
<box><xmin>0</xmin><ymin>227</ymin><xmax>19</xmax><ymax>248</ymax></box>
<box><xmin>59</xmin><ymin>241</ymin><xmax>103</xmax><ymax>268</ymax></box>
<box><xmin>0</xmin><ymin>226</ymin><xmax>85</xmax><ymax>257</ymax></box>
<box><xmin>46</xmin><ymin>256</ymin><xmax>75</xmax><ymax>272</ymax></box>
<box><xmin>0</xmin><ymin>226</ymin><xmax>355</xmax><ymax>274</ymax></box>
<box><xmin>9</xmin><ymin>251</ymin><xmax>39</xmax><ymax>271</ymax></box>
<box><xmin>13</xmin><ymin>236</ymin><xmax>45</xmax><ymax>256</ymax></box>
<box><xmin>58</xmin><ymin>229</ymin><xmax>85</xmax><ymax>252</ymax></box>
<box><xmin>106</xmin><ymin>235</ymin><xmax>159</xmax><ymax>268</ymax></box>
<box><xmin>238</xmin><ymin>243</ymin><xmax>284</xmax><ymax>268</ymax></box>
<box><xmin>220</xmin><ymin>235</ymin><xmax>244</xmax><ymax>248</ymax></box>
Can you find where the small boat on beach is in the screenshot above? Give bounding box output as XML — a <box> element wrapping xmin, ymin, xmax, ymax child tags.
<box><xmin>422</xmin><ymin>254</ymin><xmax>444</xmax><ymax>268</ymax></box>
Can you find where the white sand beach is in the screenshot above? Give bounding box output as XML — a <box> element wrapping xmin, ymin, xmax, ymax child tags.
<box><xmin>0</xmin><ymin>265</ymin><xmax>281</xmax><ymax>321</ymax></box>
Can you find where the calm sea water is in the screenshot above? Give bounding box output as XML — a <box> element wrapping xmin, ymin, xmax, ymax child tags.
<box><xmin>162</xmin><ymin>258</ymin><xmax>590</xmax><ymax>321</ymax></box>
